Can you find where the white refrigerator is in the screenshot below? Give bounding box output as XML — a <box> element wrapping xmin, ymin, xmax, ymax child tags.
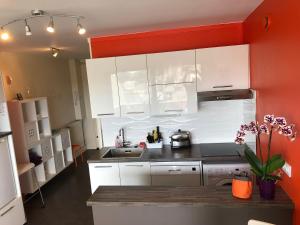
<box><xmin>0</xmin><ymin>73</ymin><xmax>25</xmax><ymax>225</ymax></box>
<box><xmin>0</xmin><ymin>136</ymin><xmax>17</xmax><ymax>209</ymax></box>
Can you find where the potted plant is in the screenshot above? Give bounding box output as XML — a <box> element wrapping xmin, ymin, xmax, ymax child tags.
<box><xmin>235</xmin><ymin>115</ymin><xmax>296</xmax><ymax>200</ymax></box>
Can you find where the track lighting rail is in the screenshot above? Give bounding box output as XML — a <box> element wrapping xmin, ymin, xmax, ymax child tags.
<box><xmin>0</xmin><ymin>10</ymin><xmax>87</xmax><ymax>41</ymax></box>
<box><xmin>0</xmin><ymin>13</ymin><xmax>85</xmax><ymax>29</ymax></box>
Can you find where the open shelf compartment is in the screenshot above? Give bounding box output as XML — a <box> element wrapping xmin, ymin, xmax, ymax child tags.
<box><xmin>54</xmin><ymin>152</ymin><xmax>65</xmax><ymax>173</ymax></box>
<box><xmin>64</xmin><ymin>146</ymin><xmax>74</xmax><ymax>166</ymax></box>
<box><xmin>41</xmin><ymin>138</ymin><xmax>54</xmax><ymax>162</ymax></box>
<box><xmin>52</xmin><ymin>134</ymin><xmax>63</xmax><ymax>153</ymax></box>
<box><xmin>34</xmin><ymin>163</ymin><xmax>46</xmax><ymax>185</ymax></box>
<box><xmin>35</xmin><ymin>98</ymin><xmax>49</xmax><ymax>120</ymax></box>
<box><xmin>38</xmin><ymin>118</ymin><xmax>51</xmax><ymax>138</ymax></box>
<box><xmin>22</xmin><ymin>101</ymin><xmax>37</xmax><ymax>123</ymax></box>
<box><xmin>44</xmin><ymin>157</ymin><xmax>56</xmax><ymax>181</ymax></box>
<box><xmin>24</xmin><ymin>121</ymin><xmax>39</xmax><ymax>147</ymax></box>
<box><xmin>29</xmin><ymin>145</ymin><xmax>42</xmax><ymax>163</ymax></box>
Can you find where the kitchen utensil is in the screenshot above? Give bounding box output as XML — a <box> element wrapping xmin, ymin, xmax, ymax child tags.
<box><xmin>170</xmin><ymin>129</ymin><xmax>191</xmax><ymax>149</ymax></box>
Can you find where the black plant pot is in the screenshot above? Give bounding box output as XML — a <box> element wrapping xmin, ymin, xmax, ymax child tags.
<box><xmin>259</xmin><ymin>179</ymin><xmax>276</xmax><ymax>200</ymax></box>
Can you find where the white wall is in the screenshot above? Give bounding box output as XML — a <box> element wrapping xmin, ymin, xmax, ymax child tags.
<box><xmin>69</xmin><ymin>59</ymin><xmax>82</xmax><ymax>120</ymax></box>
<box><xmin>101</xmin><ymin>99</ymin><xmax>256</xmax><ymax>147</ymax></box>
<box><xmin>0</xmin><ymin>52</ymin><xmax>76</xmax><ymax>129</ymax></box>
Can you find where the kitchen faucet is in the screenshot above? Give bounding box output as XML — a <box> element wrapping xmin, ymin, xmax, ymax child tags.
<box><xmin>119</xmin><ymin>127</ymin><xmax>131</xmax><ymax>147</ymax></box>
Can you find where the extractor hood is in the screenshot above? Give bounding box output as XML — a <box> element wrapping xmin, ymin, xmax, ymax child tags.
<box><xmin>197</xmin><ymin>89</ymin><xmax>253</xmax><ymax>102</ymax></box>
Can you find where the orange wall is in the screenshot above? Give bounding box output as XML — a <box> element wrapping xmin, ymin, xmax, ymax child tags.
<box><xmin>90</xmin><ymin>23</ymin><xmax>244</xmax><ymax>58</ymax></box>
<box><xmin>244</xmin><ymin>0</ymin><xmax>300</xmax><ymax>224</ymax></box>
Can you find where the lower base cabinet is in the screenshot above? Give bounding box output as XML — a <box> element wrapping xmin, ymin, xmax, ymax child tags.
<box><xmin>88</xmin><ymin>161</ymin><xmax>202</xmax><ymax>193</ymax></box>
<box><xmin>89</xmin><ymin>163</ymin><xmax>121</xmax><ymax>193</ymax></box>
<box><xmin>119</xmin><ymin>162</ymin><xmax>151</xmax><ymax>186</ymax></box>
<box><xmin>0</xmin><ymin>197</ymin><xmax>26</xmax><ymax>225</ymax></box>
<box><xmin>90</xmin><ymin>203</ymin><xmax>292</xmax><ymax>225</ymax></box>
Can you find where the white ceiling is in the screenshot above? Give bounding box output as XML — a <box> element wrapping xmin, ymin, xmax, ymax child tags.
<box><xmin>0</xmin><ymin>0</ymin><xmax>263</xmax><ymax>59</ymax></box>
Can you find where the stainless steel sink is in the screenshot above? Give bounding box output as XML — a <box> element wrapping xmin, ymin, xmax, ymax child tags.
<box><xmin>102</xmin><ymin>148</ymin><xmax>144</xmax><ymax>159</ymax></box>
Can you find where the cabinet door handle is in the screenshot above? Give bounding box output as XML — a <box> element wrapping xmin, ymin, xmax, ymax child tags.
<box><xmin>168</xmin><ymin>169</ymin><xmax>181</xmax><ymax>172</ymax></box>
<box><xmin>212</xmin><ymin>85</ymin><xmax>233</xmax><ymax>89</ymax></box>
<box><xmin>126</xmin><ymin>112</ymin><xmax>144</xmax><ymax>115</ymax></box>
<box><xmin>216</xmin><ymin>96</ymin><xmax>232</xmax><ymax>100</ymax></box>
<box><xmin>0</xmin><ymin>138</ymin><xmax>5</xmax><ymax>143</ymax></box>
<box><xmin>94</xmin><ymin>166</ymin><xmax>113</xmax><ymax>169</ymax></box>
<box><xmin>164</xmin><ymin>109</ymin><xmax>183</xmax><ymax>112</ymax></box>
<box><xmin>97</xmin><ymin>113</ymin><xmax>114</xmax><ymax>116</ymax></box>
<box><xmin>125</xmin><ymin>165</ymin><xmax>144</xmax><ymax>167</ymax></box>
<box><xmin>1</xmin><ymin>206</ymin><xmax>14</xmax><ymax>217</ymax></box>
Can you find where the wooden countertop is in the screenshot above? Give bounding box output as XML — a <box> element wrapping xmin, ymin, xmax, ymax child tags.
<box><xmin>87</xmin><ymin>186</ymin><xmax>294</xmax><ymax>209</ymax></box>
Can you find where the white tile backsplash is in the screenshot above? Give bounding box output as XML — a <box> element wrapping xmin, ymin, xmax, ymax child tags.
<box><xmin>100</xmin><ymin>99</ymin><xmax>256</xmax><ymax>147</ymax></box>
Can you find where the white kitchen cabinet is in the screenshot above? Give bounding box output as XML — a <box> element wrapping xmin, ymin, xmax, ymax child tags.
<box><xmin>116</xmin><ymin>55</ymin><xmax>150</xmax><ymax>117</ymax></box>
<box><xmin>89</xmin><ymin>163</ymin><xmax>120</xmax><ymax>193</ymax></box>
<box><xmin>0</xmin><ymin>197</ymin><xmax>26</xmax><ymax>225</ymax></box>
<box><xmin>119</xmin><ymin>162</ymin><xmax>151</xmax><ymax>186</ymax></box>
<box><xmin>86</xmin><ymin>58</ymin><xmax>120</xmax><ymax>118</ymax></box>
<box><xmin>149</xmin><ymin>82</ymin><xmax>197</xmax><ymax>115</ymax></box>
<box><xmin>196</xmin><ymin>45</ymin><xmax>249</xmax><ymax>92</ymax></box>
<box><xmin>147</xmin><ymin>50</ymin><xmax>196</xmax><ymax>85</ymax></box>
<box><xmin>0</xmin><ymin>137</ymin><xmax>17</xmax><ymax>209</ymax></box>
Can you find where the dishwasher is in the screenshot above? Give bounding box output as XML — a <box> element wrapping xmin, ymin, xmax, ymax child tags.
<box><xmin>151</xmin><ymin>161</ymin><xmax>202</xmax><ymax>186</ymax></box>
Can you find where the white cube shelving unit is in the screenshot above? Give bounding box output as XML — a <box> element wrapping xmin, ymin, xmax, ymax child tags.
<box><xmin>52</xmin><ymin>129</ymin><xmax>73</xmax><ymax>169</ymax></box>
<box><xmin>54</xmin><ymin>151</ymin><xmax>65</xmax><ymax>173</ymax></box>
<box><xmin>8</xmin><ymin>97</ymin><xmax>73</xmax><ymax>193</ymax></box>
<box><xmin>60</xmin><ymin>128</ymin><xmax>73</xmax><ymax>167</ymax></box>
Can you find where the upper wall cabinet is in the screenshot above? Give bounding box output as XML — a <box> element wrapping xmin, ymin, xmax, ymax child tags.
<box><xmin>196</xmin><ymin>45</ymin><xmax>250</xmax><ymax>92</ymax></box>
<box><xmin>116</xmin><ymin>55</ymin><xmax>150</xmax><ymax>117</ymax></box>
<box><xmin>149</xmin><ymin>82</ymin><xmax>197</xmax><ymax>116</ymax></box>
<box><xmin>86</xmin><ymin>58</ymin><xmax>120</xmax><ymax>118</ymax></box>
<box><xmin>147</xmin><ymin>50</ymin><xmax>196</xmax><ymax>85</ymax></box>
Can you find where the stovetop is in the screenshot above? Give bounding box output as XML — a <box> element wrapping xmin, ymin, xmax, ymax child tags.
<box><xmin>197</xmin><ymin>143</ymin><xmax>243</xmax><ymax>157</ymax></box>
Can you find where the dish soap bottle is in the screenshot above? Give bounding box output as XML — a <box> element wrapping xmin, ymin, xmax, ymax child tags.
<box><xmin>115</xmin><ymin>136</ymin><xmax>122</xmax><ymax>148</ymax></box>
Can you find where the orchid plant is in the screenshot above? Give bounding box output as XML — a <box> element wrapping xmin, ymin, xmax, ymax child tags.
<box><xmin>235</xmin><ymin>115</ymin><xmax>296</xmax><ymax>181</ymax></box>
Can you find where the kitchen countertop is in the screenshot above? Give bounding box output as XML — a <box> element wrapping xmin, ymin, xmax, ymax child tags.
<box><xmin>0</xmin><ymin>131</ymin><xmax>12</xmax><ymax>138</ymax></box>
<box><xmin>87</xmin><ymin>143</ymin><xmax>248</xmax><ymax>163</ymax></box>
<box><xmin>87</xmin><ymin>186</ymin><xmax>294</xmax><ymax>209</ymax></box>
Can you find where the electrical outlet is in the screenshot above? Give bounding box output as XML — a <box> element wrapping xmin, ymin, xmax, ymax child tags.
<box><xmin>282</xmin><ymin>162</ymin><xmax>292</xmax><ymax>178</ymax></box>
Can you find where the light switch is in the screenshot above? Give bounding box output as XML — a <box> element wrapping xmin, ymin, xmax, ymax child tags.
<box><xmin>282</xmin><ymin>162</ymin><xmax>292</xmax><ymax>178</ymax></box>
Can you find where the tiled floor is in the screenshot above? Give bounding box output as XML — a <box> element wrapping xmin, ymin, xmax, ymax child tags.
<box><xmin>25</xmin><ymin>152</ymin><xmax>94</xmax><ymax>225</ymax></box>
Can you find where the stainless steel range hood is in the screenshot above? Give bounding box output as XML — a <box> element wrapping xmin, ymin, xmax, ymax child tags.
<box><xmin>197</xmin><ymin>89</ymin><xmax>253</xmax><ymax>102</ymax></box>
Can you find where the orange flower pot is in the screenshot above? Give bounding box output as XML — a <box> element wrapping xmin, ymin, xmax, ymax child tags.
<box><xmin>232</xmin><ymin>176</ymin><xmax>253</xmax><ymax>199</ymax></box>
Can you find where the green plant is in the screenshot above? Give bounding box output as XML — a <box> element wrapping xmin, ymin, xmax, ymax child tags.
<box><xmin>235</xmin><ymin>115</ymin><xmax>296</xmax><ymax>181</ymax></box>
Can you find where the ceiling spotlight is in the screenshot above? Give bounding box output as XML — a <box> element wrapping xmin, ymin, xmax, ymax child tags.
<box><xmin>31</xmin><ymin>9</ymin><xmax>45</xmax><ymax>16</ymax></box>
<box><xmin>47</xmin><ymin>17</ymin><xmax>55</xmax><ymax>33</ymax></box>
<box><xmin>77</xmin><ymin>19</ymin><xmax>86</xmax><ymax>35</ymax></box>
<box><xmin>24</xmin><ymin>19</ymin><xmax>32</xmax><ymax>36</ymax></box>
<box><xmin>50</xmin><ymin>47</ymin><xmax>60</xmax><ymax>57</ymax></box>
<box><xmin>0</xmin><ymin>27</ymin><xmax>10</xmax><ymax>41</ymax></box>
